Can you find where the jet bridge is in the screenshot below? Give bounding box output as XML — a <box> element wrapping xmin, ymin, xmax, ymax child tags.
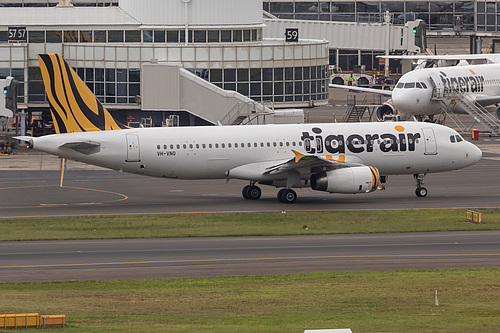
<box><xmin>264</xmin><ymin>18</ymin><xmax>423</xmax><ymax>53</ymax></box>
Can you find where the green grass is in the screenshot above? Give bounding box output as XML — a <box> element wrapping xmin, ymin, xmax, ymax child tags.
<box><xmin>1</xmin><ymin>209</ymin><xmax>499</xmax><ymax>241</ymax></box>
<box><xmin>1</xmin><ymin>269</ymin><xmax>499</xmax><ymax>332</ymax></box>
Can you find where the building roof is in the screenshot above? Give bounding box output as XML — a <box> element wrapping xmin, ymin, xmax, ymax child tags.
<box><xmin>0</xmin><ymin>6</ymin><xmax>140</xmax><ymax>29</ymax></box>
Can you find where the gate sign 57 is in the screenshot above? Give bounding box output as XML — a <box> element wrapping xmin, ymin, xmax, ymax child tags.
<box><xmin>285</xmin><ymin>28</ymin><xmax>299</xmax><ymax>42</ymax></box>
<box><xmin>8</xmin><ymin>27</ymin><xmax>27</xmax><ymax>42</ymax></box>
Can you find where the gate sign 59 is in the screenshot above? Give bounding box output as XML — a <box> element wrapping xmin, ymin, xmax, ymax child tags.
<box><xmin>285</xmin><ymin>28</ymin><xmax>299</xmax><ymax>42</ymax></box>
<box><xmin>8</xmin><ymin>27</ymin><xmax>27</xmax><ymax>42</ymax></box>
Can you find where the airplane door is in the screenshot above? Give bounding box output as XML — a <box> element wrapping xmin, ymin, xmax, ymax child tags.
<box><xmin>126</xmin><ymin>134</ymin><xmax>141</xmax><ymax>162</ymax></box>
<box><xmin>422</xmin><ymin>128</ymin><xmax>437</xmax><ymax>155</ymax></box>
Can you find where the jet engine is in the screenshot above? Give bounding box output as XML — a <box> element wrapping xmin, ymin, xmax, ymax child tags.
<box><xmin>310</xmin><ymin>166</ymin><xmax>380</xmax><ymax>194</ymax></box>
<box><xmin>376</xmin><ymin>100</ymin><xmax>396</xmax><ymax>121</ymax></box>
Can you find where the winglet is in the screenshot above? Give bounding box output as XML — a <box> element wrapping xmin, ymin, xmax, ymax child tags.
<box><xmin>326</xmin><ymin>155</ymin><xmax>346</xmax><ymax>162</ymax></box>
<box><xmin>292</xmin><ymin>150</ymin><xmax>306</xmax><ymax>163</ymax></box>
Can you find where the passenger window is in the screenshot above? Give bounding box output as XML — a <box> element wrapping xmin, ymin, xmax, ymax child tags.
<box><xmin>222</xmin><ymin>143</ymin><xmax>225</xmax><ymax>148</ymax></box>
<box><xmin>183</xmin><ymin>144</ymin><xmax>187</xmax><ymax>149</ymax></box>
<box><xmin>209</xmin><ymin>143</ymin><xmax>213</xmax><ymax>148</ymax></box>
<box><xmin>298</xmin><ymin>141</ymin><xmax>302</xmax><ymax>146</ymax></box>
<box><xmin>228</xmin><ymin>143</ymin><xmax>231</xmax><ymax>148</ymax></box>
<box><xmin>273</xmin><ymin>142</ymin><xmax>277</xmax><ymax>147</ymax></box>
<box><xmin>170</xmin><ymin>144</ymin><xmax>174</xmax><ymax>149</ymax></box>
<box><xmin>202</xmin><ymin>144</ymin><xmax>206</xmax><ymax>149</ymax></box>
<box><xmin>279</xmin><ymin>142</ymin><xmax>283</xmax><ymax>147</ymax></box>
<box><xmin>267</xmin><ymin>142</ymin><xmax>270</xmax><ymax>147</ymax></box>
<box><xmin>235</xmin><ymin>143</ymin><xmax>238</xmax><ymax>148</ymax></box>
<box><xmin>189</xmin><ymin>144</ymin><xmax>193</xmax><ymax>149</ymax></box>
<box><xmin>215</xmin><ymin>143</ymin><xmax>219</xmax><ymax>148</ymax></box>
<box><xmin>176</xmin><ymin>144</ymin><xmax>180</xmax><ymax>149</ymax></box>
<box><xmin>157</xmin><ymin>145</ymin><xmax>160</xmax><ymax>150</ymax></box>
<box><xmin>196</xmin><ymin>144</ymin><xmax>199</xmax><ymax>149</ymax></box>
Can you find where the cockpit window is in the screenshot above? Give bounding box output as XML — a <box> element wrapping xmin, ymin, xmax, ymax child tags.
<box><xmin>396</xmin><ymin>82</ymin><xmax>404</xmax><ymax>89</ymax></box>
<box><xmin>416</xmin><ymin>82</ymin><xmax>422</xmax><ymax>89</ymax></box>
<box><xmin>404</xmin><ymin>82</ymin><xmax>415</xmax><ymax>88</ymax></box>
<box><xmin>421</xmin><ymin>82</ymin><xmax>427</xmax><ymax>89</ymax></box>
<box><xmin>450</xmin><ymin>135</ymin><xmax>464</xmax><ymax>143</ymax></box>
<box><xmin>450</xmin><ymin>135</ymin><xmax>456</xmax><ymax>143</ymax></box>
<box><xmin>456</xmin><ymin>135</ymin><xmax>463</xmax><ymax>142</ymax></box>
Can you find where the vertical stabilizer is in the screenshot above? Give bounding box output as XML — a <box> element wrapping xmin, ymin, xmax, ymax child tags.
<box><xmin>38</xmin><ymin>54</ymin><xmax>128</xmax><ymax>133</ymax></box>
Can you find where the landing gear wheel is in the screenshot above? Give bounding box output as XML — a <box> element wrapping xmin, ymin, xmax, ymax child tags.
<box><xmin>415</xmin><ymin>187</ymin><xmax>428</xmax><ymax>197</ymax></box>
<box><xmin>242</xmin><ymin>185</ymin><xmax>261</xmax><ymax>200</ymax></box>
<box><xmin>242</xmin><ymin>185</ymin><xmax>251</xmax><ymax>199</ymax></box>
<box><xmin>278</xmin><ymin>189</ymin><xmax>297</xmax><ymax>203</ymax></box>
<box><xmin>246</xmin><ymin>185</ymin><xmax>262</xmax><ymax>200</ymax></box>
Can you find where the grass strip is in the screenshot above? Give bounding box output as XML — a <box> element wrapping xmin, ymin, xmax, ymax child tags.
<box><xmin>0</xmin><ymin>269</ymin><xmax>499</xmax><ymax>332</ymax></box>
<box><xmin>1</xmin><ymin>208</ymin><xmax>499</xmax><ymax>241</ymax></box>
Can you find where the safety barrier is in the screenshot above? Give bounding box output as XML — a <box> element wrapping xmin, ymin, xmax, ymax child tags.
<box><xmin>0</xmin><ymin>313</ymin><xmax>65</xmax><ymax>329</ymax></box>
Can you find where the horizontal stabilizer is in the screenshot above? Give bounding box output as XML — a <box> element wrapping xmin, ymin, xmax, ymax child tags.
<box><xmin>59</xmin><ymin>141</ymin><xmax>101</xmax><ymax>155</ymax></box>
<box><xmin>13</xmin><ymin>136</ymin><xmax>35</xmax><ymax>142</ymax></box>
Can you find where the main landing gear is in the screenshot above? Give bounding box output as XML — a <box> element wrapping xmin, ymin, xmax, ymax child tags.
<box><xmin>242</xmin><ymin>183</ymin><xmax>262</xmax><ymax>200</ymax></box>
<box><xmin>414</xmin><ymin>173</ymin><xmax>428</xmax><ymax>197</ymax></box>
<box><xmin>277</xmin><ymin>188</ymin><xmax>297</xmax><ymax>203</ymax></box>
<box><xmin>241</xmin><ymin>183</ymin><xmax>297</xmax><ymax>203</ymax></box>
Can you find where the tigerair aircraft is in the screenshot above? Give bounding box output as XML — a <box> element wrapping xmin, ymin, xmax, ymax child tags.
<box><xmin>15</xmin><ymin>54</ymin><xmax>482</xmax><ymax>203</ymax></box>
<box><xmin>331</xmin><ymin>54</ymin><xmax>500</xmax><ymax>122</ymax></box>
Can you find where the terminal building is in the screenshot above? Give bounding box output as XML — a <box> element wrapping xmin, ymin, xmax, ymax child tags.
<box><xmin>0</xmin><ymin>0</ymin><xmax>330</xmax><ymax>127</ymax></box>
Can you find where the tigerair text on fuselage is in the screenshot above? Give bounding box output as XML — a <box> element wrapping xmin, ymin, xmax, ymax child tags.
<box><xmin>300</xmin><ymin>127</ymin><xmax>422</xmax><ymax>154</ymax></box>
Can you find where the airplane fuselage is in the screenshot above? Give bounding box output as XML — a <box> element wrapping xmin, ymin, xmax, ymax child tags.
<box><xmin>31</xmin><ymin>122</ymin><xmax>481</xmax><ymax>184</ymax></box>
<box><xmin>392</xmin><ymin>63</ymin><xmax>500</xmax><ymax>117</ymax></box>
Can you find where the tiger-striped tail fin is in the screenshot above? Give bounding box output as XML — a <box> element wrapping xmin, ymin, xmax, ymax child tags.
<box><xmin>38</xmin><ymin>54</ymin><xmax>129</xmax><ymax>133</ymax></box>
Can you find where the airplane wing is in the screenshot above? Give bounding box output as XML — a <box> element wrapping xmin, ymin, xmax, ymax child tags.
<box><xmin>329</xmin><ymin>84</ymin><xmax>393</xmax><ymax>97</ymax></box>
<box><xmin>378</xmin><ymin>54</ymin><xmax>500</xmax><ymax>64</ymax></box>
<box><xmin>474</xmin><ymin>95</ymin><xmax>500</xmax><ymax>107</ymax></box>
<box><xmin>228</xmin><ymin>150</ymin><xmax>364</xmax><ymax>182</ymax></box>
<box><xmin>264</xmin><ymin>150</ymin><xmax>363</xmax><ymax>175</ymax></box>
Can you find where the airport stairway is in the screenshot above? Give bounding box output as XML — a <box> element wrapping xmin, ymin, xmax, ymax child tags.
<box><xmin>453</xmin><ymin>93</ymin><xmax>500</xmax><ymax>134</ymax></box>
<box><xmin>342</xmin><ymin>95</ymin><xmax>375</xmax><ymax>122</ymax></box>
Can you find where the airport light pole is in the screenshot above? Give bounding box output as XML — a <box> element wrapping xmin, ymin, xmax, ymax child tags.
<box><xmin>384</xmin><ymin>11</ymin><xmax>391</xmax><ymax>78</ymax></box>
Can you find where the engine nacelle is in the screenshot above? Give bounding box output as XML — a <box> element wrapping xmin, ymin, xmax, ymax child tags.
<box><xmin>310</xmin><ymin>166</ymin><xmax>380</xmax><ymax>194</ymax></box>
<box><xmin>376</xmin><ymin>101</ymin><xmax>396</xmax><ymax>121</ymax></box>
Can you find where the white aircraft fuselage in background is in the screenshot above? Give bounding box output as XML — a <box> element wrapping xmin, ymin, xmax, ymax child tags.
<box><xmin>331</xmin><ymin>57</ymin><xmax>500</xmax><ymax>121</ymax></box>
<box><xmin>392</xmin><ymin>63</ymin><xmax>500</xmax><ymax>118</ymax></box>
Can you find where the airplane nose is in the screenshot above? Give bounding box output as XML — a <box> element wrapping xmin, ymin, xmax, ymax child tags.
<box><xmin>466</xmin><ymin>143</ymin><xmax>482</xmax><ymax>164</ymax></box>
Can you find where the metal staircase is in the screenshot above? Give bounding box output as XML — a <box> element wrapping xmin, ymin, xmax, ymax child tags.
<box><xmin>342</xmin><ymin>95</ymin><xmax>376</xmax><ymax>122</ymax></box>
<box><xmin>443</xmin><ymin>90</ymin><xmax>500</xmax><ymax>135</ymax></box>
<box><xmin>429</xmin><ymin>73</ymin><xmax>500</xmax><ymax>134</ymax></box>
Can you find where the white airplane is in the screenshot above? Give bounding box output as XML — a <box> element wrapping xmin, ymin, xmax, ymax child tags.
<box><xmin>15</xmin><ymin>54</ymin><xmax>482</xmax><ymax>203</ymax></box>
<box><xmin>330</xmin><ymin>54</ymin><xmax>500</xmax><ymax>122</ymax></box>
